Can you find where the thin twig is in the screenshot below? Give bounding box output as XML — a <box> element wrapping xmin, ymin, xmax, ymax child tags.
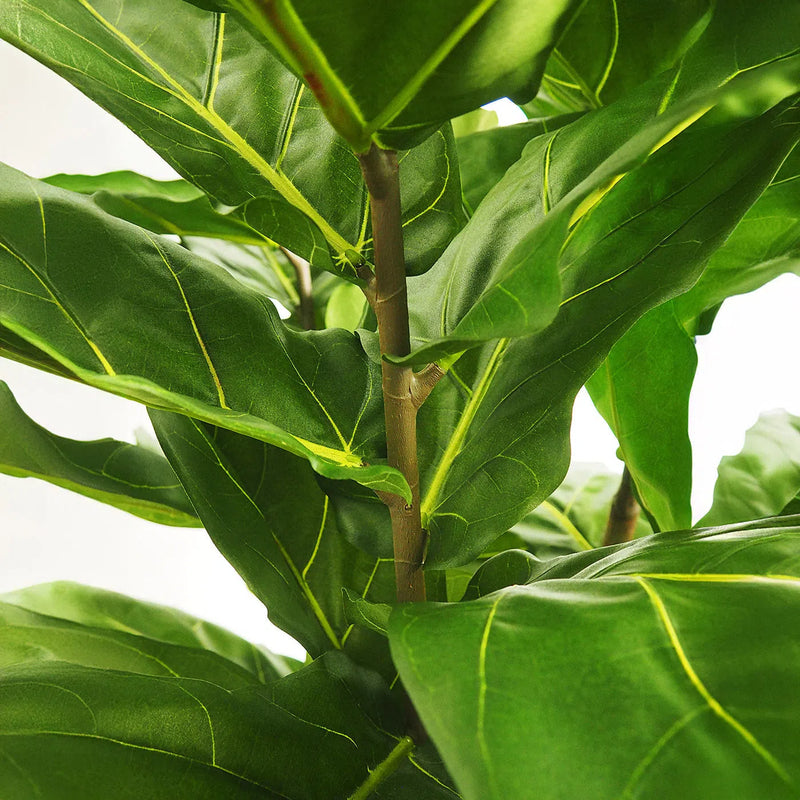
<box><xmin>603</xmin><ymin>466</ymin><xmax>641</xmax><ymax>546</ymax></box>
<box><xmin>281</xmin><ymin>247</ymin><xmax>315</xmax><ymax>330</ymax></box>
<box><xmin>411</xmin><ymin>363</ymin><xmax>445</xmax><ymax>409</ymax></box>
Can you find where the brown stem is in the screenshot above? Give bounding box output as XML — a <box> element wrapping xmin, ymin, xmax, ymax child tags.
<box><xmin>358</xmin><ymin>144</ymin><xmax>426</xmax><ymax>604</ymax></box>
<box><xmin>411</xmin><ymin>364</ymin><xmax>445</xmax><ymax>409</ymax></box>
<box><xmin>281</xmin><ymin>247</ymin><xmax>315</xmax><ymax>331</ymax></box>
<box><xmin>603</xmin><ymin>466</ymin><xmax>641</xmax><ymax>546</ymax></box>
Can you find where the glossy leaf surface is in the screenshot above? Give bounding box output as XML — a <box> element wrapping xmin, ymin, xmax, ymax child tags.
<box><xmin>589</xmin><ymin>145</ymin><xmax>800</xmax><ymax>530</ymax></box>
<box><xmin>391</xmin><ymin>517</ymin><xmax>800</xmax><ymax>799</ymax></box>
<box><xmin>150</xmin><ymin>411</ymin><xmax>397</xmax><ymax>668</ymax></box>
<box><xmin>0</xmin><ymin>381</ymin><xmax>199</xmax><ymax>527</ymax></box>
<box><xmin>699</xmin><ymin>412</ymin><xmax>800</xmax><ymax>527</ymax></box>
<box><xmin>526</xmin><ymin>0</ymin><xmax>712</xmax><ymax>115</ymax></box>
<box><xmin>0</xmin><ymin>166</ymin><xmax>404</xmax><ymax>497</ymax></box>
<box><xmin>456</xmin><ymin>113</ymin><xmax>581</xmax><ymax>213</ymax></box>
<box><xmin>586</xmin><ymin>304</ymin><xmax>696</xmax><ymax>531</ymax></box>
<box><xmin>195</xmin><ymin>0</ymin><xmax>582</xmax><ymax>150</ymax></box>
<box><xmin>0</xmin><ymin>621</ymin><xmax>453</xmax><ymax>800</ymax></box>
<box><xmin>1</xmin><ymin>581</ymin><xmax>293</xmax><ymax>681</ymax></box>
<box><xmin>414</xmin><ymin>94</ymin><xmax>800</xmax><ymax>567</ymax></box>
<box><xmin>0</xmin><ymin>0</ymin><xmax>463</xmax><ymax>275</ymax></box>
<box><xmin>402</xmin><ymin>69</ymin><xmax>800</xmax><ymax>364</ymax></box>
<box><xmin>45</xmin><ymin>172</ymin><xmax>270</xmax><ymax>245</ymax></box>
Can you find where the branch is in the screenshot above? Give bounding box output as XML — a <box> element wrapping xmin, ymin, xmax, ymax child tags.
<box><xmin>358</xmin><ymin>144</ymin><xmax>426</xmax><ymax>603</ymax></box>
<box><xmin>603</xmin><ymin>466</ymin><xmax>641</xmax><ymax>546</ymax></box>
<box><xmin>411</xmin><ymin>363</ymin><xmax>445</xmax><ymax>409</ymax></box>
<box><xmin>281</xmin><ymin>247</ymin><xmax>315</xmax><ymax>331</ymax></box>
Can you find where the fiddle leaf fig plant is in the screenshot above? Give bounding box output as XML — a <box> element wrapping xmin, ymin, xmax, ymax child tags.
<box><xmin>1</xmin><ymin>0</ymin><xmax>800</xmax><ymax>797</ymax></box>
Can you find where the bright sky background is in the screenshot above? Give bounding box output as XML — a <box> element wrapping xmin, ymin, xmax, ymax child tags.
<box><xmin>1</xmin><ymin>44</ymin><xmax>798</xmax><ymax>658</ymax></box>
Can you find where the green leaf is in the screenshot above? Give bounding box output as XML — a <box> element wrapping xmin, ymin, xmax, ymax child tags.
<box><xmin>0</xmin><ymin>1</ymin><xmax>463</xmax><ymax>275</ymax></box>
<box><xmin>342</xmin><ymin>589</ymin><xmax>392</xmax><ymax>637</ymax></box>
<box><xmin>0</xmin><ymin>628</ymin><xmax>455</xmax><ymax>800</ymax></box>
<box><xmin>586</xmin><ymin>304</ymin><xmax>696</xmax><ymax>531</ymax></box>
<box><xmin>512</xmin><ymin>462</ymin><xmax>653</xmax><ymax>555</ymax></box>
<box><xmin>0</xmin><ymin>165</ymin><xmax>408</xmax><ymax>497</ymax></box>
<box><xmin>402</xmin><ymin>84</ymin><xmax>800</xmax><ymax>364</ymax></box>
<box><xmin>674</xmin><ymin>147</ymin><xmax>800</xmax><ymax>329</ymax></box>
<box><xmin>180</xmin><ymin>236</ymin><xmax>302</xmax><ymax>309</ymax></box>
<box><xmin>324</xmin><ymin>282</ymin><xmax>367</xmax><ymax>332</ymax></box>
<box><xmin>460</xmin><ymin>548</ymin><xmax>541</xmax><ymax>600</ymax></box>
<box><xmin>0</xmin><ymin>581</ymin><xmax>294</xmax><ymax>682</ymax></box>
<box><xmin>44</xmin><ymin>172</ymin><xmax>270</xmax><ymax>245</ymax></box>
<box><xmin>586</xmin><ymin>144</ymin><xmax>800</xmax><ymax>534</ymax></box>
<box><xmin>0</xmin><ymin>381</ymin><xmax>199</xmax><ymax>527</ymax></box>
<box><xmin>457</xmin><ymin>113</ymin><xmax>582</xmax><ymax>213</ymax></box>
<box><xmin>699</xmin><ymin>412</ymin><xmax>800</xmax><ymax>527</ymax></box>
<box><xmin>413</xmin><ymin>91</ymin><xmax>800</xmax><ymax>567</ymax></box>
<box><xmin>149</xmin><ymin>411</ymin><xmax>398</xmax><ymax>668</ymax></box>
<box><xmin>391</xmin><ymin>517</ymin><xmax>800</xmax><ymax>800</ymax></box>
<box><xmin>201</xmin><ymin>0</ymin><xmax>583</xmax><ymax>150</ymax></box>
<box><xmin>397</xmin><ymin>0</ymin><xmax>800</xmax><ymax>364</ymax></box>
<box><xmin>526</xmin><ymin>0</ymin><xmax>713</xmax><ymax>114</ymax></box>
<box><xmin>451</xmin><ymin>108</ymin><xmax>499</xmax><ymax>139</ymax></box>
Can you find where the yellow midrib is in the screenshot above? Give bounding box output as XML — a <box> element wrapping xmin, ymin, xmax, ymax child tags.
<box><xmin>421</xmin><ymin>339</ymin><xmax>508</xmax><ymax>523</ymax></box>
<box><xmin>76</xmin><ymin>0</ymin><xmax>354</xmax><ymax>257</ymax></box>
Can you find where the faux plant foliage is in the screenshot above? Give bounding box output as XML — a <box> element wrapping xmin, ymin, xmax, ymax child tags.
<box><xmin>150</xmin><ymin>411</ymin><xmax>398</xmax><ymax>670</ymax></box>
<box><xmin>0</xmin><ymin>381</ymin><xmax>199</xmax><ymax>527</ymax></box>
<box><xmin>3</xmin><ymin>0</ymin><xmax>800</xmax><ymax>797</ymax></box>
<box><xmin>2</xmin><ymin>582</ymin><xmax>297</xmax><ymax>680</ymax></box>
<box><xmin>413</xmin><ymin>98</ymin><xmax>800</xmax><ymax>568</ymax></box>
<box><xmin>674</xmin><ymin>147</ymin><xmax>800</xmax><ymax>328</ymax></box>
<box><xmin>0</xmin><ymin>0</ymin><xmax>464</xmax><ymax>275</ymax></box>
<box><xmin>391</xmin><ymin>518</ymin><xmax>800</xmax><ymax>800</ymax></box>
<box><xmin>456</xmin><ymin>113</ymin><xmax>582</xmax><ymax>213</ymax></box>
<box><xmin>512</xmin><ymin>463</ymin><xmax>652</xmax><ymax>555</ymax></box>
<box><xmin>525</xmin><ymin>0</ymin><xmax>713</xmax><ymax>115</ymax></box>
<box><xmin>403</xmin><ymin>75</ymin><xmax>800</xmax><ymax>364</ymax></box>
<box><xmin>586</xmin><ymin>304</ymin><xmax>696</xmax><ymax>532</ymax></box>
<box><xmin>0</xmin><ymin>635</ymin><xmax>454</xmax><ymax>799</ymax></box>
<box><xmin>182</xmin><ymin>0</ymin><xmax>582</xmax><ymax>150</ymax></box>
<box><xmin>699</xmin><ymin>412</ymin><xmax>800</xmax><ymax>527</ymax></box>
<box><xmin>0</xmin><ymin>164</ymin><xmax>410</xmax><ymax>498</ymax></box>
<box><xmin>45</xmin><ymin>172</ymin><xmax>272</xmax><ymax>246</ymax></box>
<box><xmin>588</xmin><ymin>146</ymin><xmax>800</xmax><ymax>531</ymax></box>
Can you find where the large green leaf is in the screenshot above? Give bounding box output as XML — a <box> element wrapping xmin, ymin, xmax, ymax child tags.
<box><xmin>391</xmin><ymin>517</ymin><xmax>800</xmax><ymax>799</ymax></box>
<box><xmin>0</xmin><ymin>0</ymin><xmax>463</xmax><ymax>274</ymax></box>
<box><xmin>0</xmin><ymin>165</ymin><xmax>406</xmax><ymax>497</ymax></box>
<box><xmin>456</xmin><ymin>113</ymin><xmax>582</xmax><ymax>213</ymax></box>
<box><xmin>0</xmin><ymin>594</ymin><xmax>271</xmax><ymax>687</ymax></box>
<box><xmin>526</xmin><ymin>0</ymin><xmax>713</xmax><ymax>115</ymax></box>
<box><xmin>411</xmin><ymin>93</ymin><xmax>800</xmax><ymax>567</ymax></box>
<box><xmin>587</xmin><ymin>143</ymin><xmax>800</xmax><ymax>532</ymax></box>
<box><xmin>699</xmin><ymin>412</ymin><xmax>800</xmax><ymax>527</ymax></box>
<box><xmin>0</xmin><ymin>380</ymin><xmax>199</xmax><ymax>527</ymax></box>
<box><xmin>149</xmin><ymin>411</ymin><xmax>398</xmax><ymax>669</ymax></box>
<box><xmin>188</xmin><ymin>0</ymin><xmax>582</xmax><ymax>150</ymax></box>
<box><xmin>401</xmin><ymin>76</ymin><xmax>800</xmax><ymax>364</ymax></box>
<box><xmin>586</xmin><ymin>304</ymin><xmax>696</xmax><ymax>531</ymax></box>
<box><xmin>44</xmin><ymin>172</ymin><xmax>270</xmax><ymax>246</ymax></box>
<box><xmin>674</xmin><ymin>146</ymin><xmax>800</xmax><ymax>328</ymax></box>
<box><xmin>0</xmin><ymin>582</ymin><xmax>294</xmax><ymax>681</ymax></box>
<box><xmin>0</xmin><ymin>624</ymin><xmax>457</xmax><ymax>800</ymax></box>
<box><xmin>180</xmin><ymin>235</ymin><xmax>303</xmax><ymax>310</ymax></box>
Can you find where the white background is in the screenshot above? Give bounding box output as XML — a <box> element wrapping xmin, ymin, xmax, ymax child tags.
<box><xmin>0</xmin><ymin>42</ymin><xmax>798</xmax><ymax>659</ymax></box>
